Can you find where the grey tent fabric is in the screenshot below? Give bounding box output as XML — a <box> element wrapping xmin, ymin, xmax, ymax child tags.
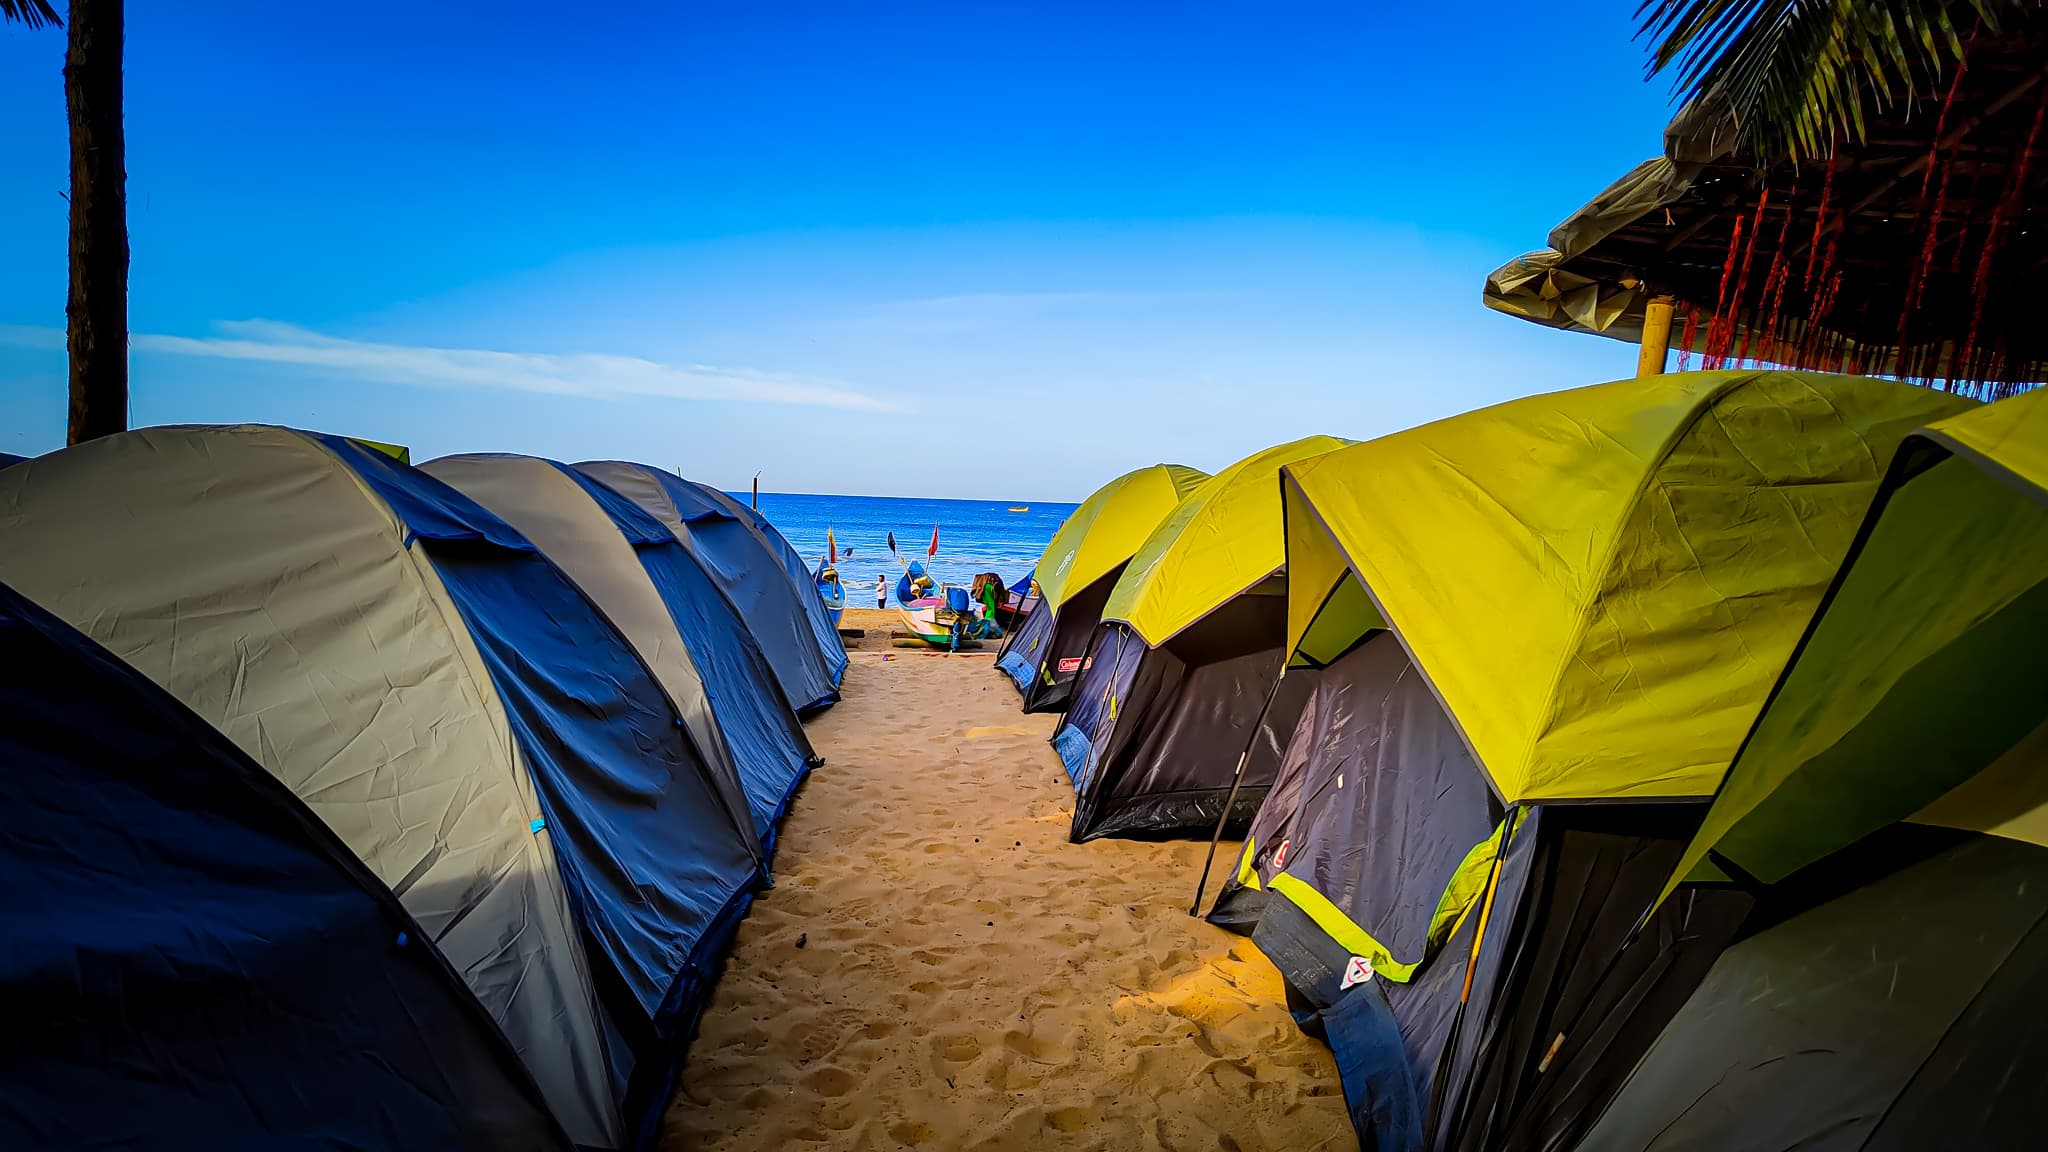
<box><xmin>0</xmin><ymin>579</ymin><xmax>572</xmax><ymax>1152</ymax></box>
<box><xmin>0</xmin><ymin>428</ymin><xmax>616</xmax><ymax>1145</ymax></box>
<box><xmin>686</xmin><ymin>480</ymin><xmax>850</xmax><ymax>693</ymax></box>
<box><xmin>577</xmin><ymin>461</ymin><xmax>843</xmax><ymax>713</ymax></box>
<box><xmin>1580</xmin><ymin>830</ymin><xmax>2048</xmax><ymax>1152</ymax></box>
<box><xmin>421</xmin><ymin>454</ymin><xmax>765</xmax><ymax>860</ymax></box>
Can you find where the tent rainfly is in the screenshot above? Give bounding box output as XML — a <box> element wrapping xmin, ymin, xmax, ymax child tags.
<box><xmin>1052</xmin><ymin>436</ymin><xmax>1348</xmax><ymax>841</ymax></box>
<box><xmin>0</xmin><ymin>579</ymin><xmax>570</xmax><ymax>1151</ymax></box>
<box><xmin>578</xmin><ymin>461</ymin><xmax>846</xmax><ymax>713</ymax></box>
<box><xmin>0</xmin><ymin>427</ymin><xmax>768</xmax><ymax>1150</ymax></box>
<box><xmin>1584</xmin><ymin>386</ymin><xmax>2048</xmax><ymax>1151</ymax></box>
<box><xmin>423</xmin><ymin>454</ymin><xmax>819</xmax><ymax>859</ymax></box>
<box><xmin>997</xmin><ymin>463</ymin><xmax>1209</xmax><ymax>712</ymax></box>
<box><xmin>1204</xmin><ymin>371</ymin><xmax>1974</xmax><ymax>1152</ymax></box>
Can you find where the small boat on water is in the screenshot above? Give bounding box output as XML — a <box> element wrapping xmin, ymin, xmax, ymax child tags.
<box><xmin>1008</xmin><ymin>506</ymin><xmax>1029</xmax><ymax>512</ymax></box>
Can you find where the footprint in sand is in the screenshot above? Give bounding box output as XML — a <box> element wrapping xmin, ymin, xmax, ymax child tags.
<box><xmin>802</xmin><ymin>1065</ymin><xmax>858</xmax><ymax>1098</ymax></box>
<box><xmin>932</xmin><ymin>1032</ymin><xmax>982</xmax><ymax>1064</ymax></box>
<box><xmin>1002</xmin><ymin>1029</ymin><xmax>1074</xmax><ymax>1063</ymax></box>
<box><xmin>888</xmin><ymin>1120</ymin><xmax>940</xmax><ymax>1145</ymax></box>
<box><xmin>1046</xmin><ymin>1106</ymin><xmax>1097</xmax><ymax>1133</ymax></box>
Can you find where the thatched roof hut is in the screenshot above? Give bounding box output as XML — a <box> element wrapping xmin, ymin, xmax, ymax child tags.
<box><xmin>1486</xmin><ymin>13</ymin><xmax>2047</xmax><ymax>397</ymax></box>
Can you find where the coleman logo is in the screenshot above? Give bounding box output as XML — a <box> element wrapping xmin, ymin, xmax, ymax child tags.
<box><xmin>1341</xmin><ymin>956</ymin><xmax>1375</xmax><ymax>990</ymax></box>
<box><xmin>1272</xmin><ymin>839</ymin><xmax>1291</xmax><ymax>869</ymax></box>
<box><xmin>1057</xmin><ymin>657</ymin><xmax>1090</xmax><ymax>674</ymax></box>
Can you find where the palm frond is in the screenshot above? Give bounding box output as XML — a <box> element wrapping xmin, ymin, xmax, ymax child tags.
<box><xmin>1636</xmin><ymin>0</ymin><xmax>2030</xmax><ymax>160</ymax></box>
<box><xmin>0</xmin><ymin>0</ymin><xmax>61</xmax><ymax>29</ymax></box>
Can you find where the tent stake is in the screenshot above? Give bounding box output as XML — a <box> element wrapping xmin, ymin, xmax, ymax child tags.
<box><xmin>1189</xmin><ymin>668</ymin><xmax>1287</xmax><ymax>916</ymax></box>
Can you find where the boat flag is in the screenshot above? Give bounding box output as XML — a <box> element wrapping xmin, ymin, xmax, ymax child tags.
<box><xmin>927</xmin><ymin>525</ymin><xmax>939</xmax><ymax>557</ymax></box>
<box><xmin>826</xmin><ymin>527</ymin><xmax>838</xmax><ymax>563</ymax></box>
<box><xmin>887</xmin><ymin>531</ymin><xmax>899</xmax><ymax>555</ymax></box>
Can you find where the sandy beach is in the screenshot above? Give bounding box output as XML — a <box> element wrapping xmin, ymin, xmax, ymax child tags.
<box><xmin>660</xmin><ymin>632</ymin><xmax>1351</xmax><ymax>1151</ymax></box>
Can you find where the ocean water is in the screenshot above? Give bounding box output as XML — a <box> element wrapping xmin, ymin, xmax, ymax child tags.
<box><xmin>743</xmin><ymin>492</ymin><xmax>1077</xmax><ymax>590</ymax></box>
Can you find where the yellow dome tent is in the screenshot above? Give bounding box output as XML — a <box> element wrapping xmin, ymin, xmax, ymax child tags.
<box><xmin>1202</xmin><ymin>371</ymin><xmax>1974</xmax><ymax>1152</ymax></box>
<box><xmin>1052</xmin><ymin>435</ymin><xmax>1349</xmax><ymax>840</ymax></box>
<box><xmin>1663</xmin><ymin>385</ymin><xmax>2048</xmax><ymax>896</ymax></box>
<box><xmin>997</xmin><ymin>462</ymin><xmax>1207</xmax><ymax>712</ymax></box>
<box><xmin>1589</xmin><ymin>386</ymin><xmax>2048</xmax><ymax>1150</ymax></box>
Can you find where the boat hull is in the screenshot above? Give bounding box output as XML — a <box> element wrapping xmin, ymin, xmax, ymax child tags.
<box><xmin>816</xmin><ymin>572</ymin><xmax>846</xmax><ymax>627</ymax></box>
<box><xmin>896</xmin><ymin>601</ymin><xmax>978</xmax><ymax>649</ymax></box>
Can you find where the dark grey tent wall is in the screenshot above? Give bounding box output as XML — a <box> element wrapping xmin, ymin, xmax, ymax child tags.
<box><xmin>1066</xmin><ymin>588</ymin><xmax>1314</xmax><ymax>841</ymax></box>
<box><xmin>1211</xmin><ymin>632</ymin><xmax>1502</xmax><ymax>943</ymax></box>
<box><xmin>1015</xmin><ymin>565</ymin><xmax>1126</xmax><ymax>713</ymax></box>
<box><xmin>1207</xmin><ymin>635</ymin><xmax>1753</xmax><ymax>1152</ymax></box>
<box><xmin>1579</xmin><ymin>829</ymin><xmax>2048</xmax><ymax>1152</ymax></box>
<box><xmin>1431</xmin><ymin>805</ymin><xmax>1750</xmax><ymax>1152</ymax></box>
<box><xmin>1218</xmin><ymin>633</ymin><xmax>1502</xmax><ymax>1114</ymax></box>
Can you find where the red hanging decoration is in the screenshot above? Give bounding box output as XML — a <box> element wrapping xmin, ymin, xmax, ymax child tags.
<box><xmin>1911</xmin><ymin>41</ymin><xmax>1973</xmax><ymax>301</ymax></box>
<box><xmin>1727</xmin><ymin>187</ymin><xmax>1770</xmax><ymax>365</ymax></box>
<box><xmin>1898</xmin><ymin>48</ymin><xmax>1972</xmax><ymax>383</ymax></box>
<box><xmin>1800</xmin><ymin>229</ymin><xmax>1844</xmax><ymax>370</ymax></box>
<box><xmin>1960</xmin><ymin>83</ymin><xmax>2048</xmax><ymax>390</ymax></box>
<box><xmin>1759</xmin><ymin>199</ymin><xmax>1796</xmax><ymax>366</ymax></box>
<box><xmin>1803</xmin><ymin>152</ymin><xmax>1837</xmax><ymax>293</ymax></box>
<box><xmin>1675</xmin><ymin>305</ymin><xmax>1700</xmax><ymax>372</ymax></box>
<box><xmin>1705</xmin><ymin>212</ymin><xmax>1747</xmax><ymax>367</ymax></box>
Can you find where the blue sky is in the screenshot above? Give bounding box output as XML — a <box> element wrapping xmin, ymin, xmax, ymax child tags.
<box><xmin>1</xmin><ymin>2</ymin><xmax>1677</xmax><ymax>499</ymax></box>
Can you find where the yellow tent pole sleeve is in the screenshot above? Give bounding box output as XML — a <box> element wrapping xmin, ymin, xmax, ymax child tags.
<box><xmin>1270</xmin><ymin>873</ymin><xmax>1422</xmax><ymax>983</ymax></box>
<box><xmin>1268</xmin><ymin>812</ymin><xmax>1522</xmax><ymax>986</ymax></box>
<box><xmin>1460</xmin><ymin>809</ymin><xmax>1521</xmax><ymax>1004</ymax></box>
<box><xmin>1234</xmin><ymin>839</ymin><xmax>1261</xmax><ymax>891</ymax></box>
<box><xmin>1423</xmin><ymin>814</ymin><xmax>1516</xmax><ymax>957</ymax></box>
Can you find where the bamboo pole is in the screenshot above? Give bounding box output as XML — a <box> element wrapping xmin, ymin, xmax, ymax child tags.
<box><xmin>1637</xmin><ymin>296</ymin><xmax>1677</xmax><ymax>376</ymax></box>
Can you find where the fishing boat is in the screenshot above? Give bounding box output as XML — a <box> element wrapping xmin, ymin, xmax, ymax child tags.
<box><xmin>891</xmin><ymin>557</ymin><xmax>983</xmax><ymax>649</ymax></box>
<box><xmin>1008</xmin><ymin>506</ymin><xmax>1029</xmax><ymax>513</ymax></box>
<box><xmin>815</xmin><ymin>527</ymin><xmax>846</xmax><ymax>625</ymax></box>
<box><xmin>815</xmin><ymin>564</ymin><xmax>845</xmax><ymax>626</ymax></box>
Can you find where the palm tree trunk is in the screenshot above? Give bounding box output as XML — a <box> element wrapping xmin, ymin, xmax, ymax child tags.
<box><xmin>64</xmin><ymin>0</ymin><xmax>126</xmax><ymax>444</ymax></box>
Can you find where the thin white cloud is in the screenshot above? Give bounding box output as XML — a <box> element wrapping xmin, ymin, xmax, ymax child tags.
<box><xmin>848</xmin><ymin>289</ymin><xmax>1245</xmax><ymax>336</ymax></box>
<box><xmin>891</xmin><ymin>289</ymin><xmax>1243</xmax><ymax>310</ymax></box>
<box><xmin>0</xmin><ymin>324</ymin><xmax>64</xmax><ymax>351</ymax></box>
<box><xmin>2</xmin><ymin>320</ymin><xmax>899</xmax><ymax>413</ymax></box>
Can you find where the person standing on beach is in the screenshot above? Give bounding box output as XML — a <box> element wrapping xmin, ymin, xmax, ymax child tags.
<box><xmin>875</xmin><ymin>574</ymin><xmax>888</xmax><ymax>609</ymax></box>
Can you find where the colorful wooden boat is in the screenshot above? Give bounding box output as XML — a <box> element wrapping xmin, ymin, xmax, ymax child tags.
<box><xmin>815</xmin><ymin>564</ymin><xmax>845</xmax><ymax>626</ymax></box>
<box><xmin>895</xmin><ymin>598</ymin><xmax>967</xmax><ymax>647</ymax></box>
<box><xmin>892</xmin><ymin>561</ymin><xmax>981</xmax><ymax>649</ymax></box>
